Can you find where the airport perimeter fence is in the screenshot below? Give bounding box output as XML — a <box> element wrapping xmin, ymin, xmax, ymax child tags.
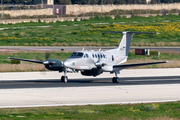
<box><xmin>0</xmin><ymin>3</ymin><xmax>180</xmax><ymax>24</ymax></box>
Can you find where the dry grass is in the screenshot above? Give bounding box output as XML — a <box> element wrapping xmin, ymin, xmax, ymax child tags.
<box><xmin>156</xmin><ymin>42</ymin><xmax>166</xmax><ymax>47</ymax></box>
<box><xmin>132</xmin><ymin>42</ymin><xmax>180</xmax><ymax>47</ymax></box>
<box><xmin>71</xmin><ymin>42</ymin><xmax>101</xmax><ymax>46</ymax></box>
<box><xmin>0</xmin><ymin>63</ymin><xmax>47</xmax><ymax>72</ymax></box>
<box><xmin>104</xmin><ymin>43</ymin><xmax>110</xmax><ymax>46</ymax></box>
<box><xmin>126</xmin><ymin>58</ymin><xmax>180</xmax><ymax>69</ymax></box>
<box><xmin>148</xmin><ymin>116</ymin><xmax>179</xmax><ymax>120</ymax></box>
<box><xmin>3</xmin><ymin>33</ymin><xmax>8</xmax><ymax>37</ymax></box>
<box><xmin>20</xmin><ymin>32</ymin><xmax>25</xmax><ymax>36</ymax></box>
<box><xmin>23</xmin><ymin>43</ymin><xmax>29</xmax><ymax>46</ymax></box>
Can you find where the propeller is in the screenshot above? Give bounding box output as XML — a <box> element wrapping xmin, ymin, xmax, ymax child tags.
<box><xmin>36</xmin><ymin>52</ymin><xmax>64</xmax><ymax>72</ymax></box>
<box><xmin>93</xmin><ymin>51</ymin><xmax>107</xmax><ymax>68</ymax></box>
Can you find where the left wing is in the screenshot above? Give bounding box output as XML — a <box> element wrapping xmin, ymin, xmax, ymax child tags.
<box><xmin>8</xmin><ymin>57</ymin><xmax>43</xmax><ymax>64</ymax></box>
<box><xmin>113</xmin><ymin>61</ymin><xmax>169</xmax><ymax>70</ymax></box>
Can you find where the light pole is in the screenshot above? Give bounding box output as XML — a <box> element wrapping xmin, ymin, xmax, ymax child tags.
<box><xmin>101</xmin><ymin>0</ymin><xmax>103</xmax><ymax>16</ymax></box>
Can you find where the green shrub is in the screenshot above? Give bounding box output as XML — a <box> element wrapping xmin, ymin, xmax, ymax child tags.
<box><xmin>114</xmin><ymin>15</ymin><xmax>121</xmax><ymax>20</ymax></box>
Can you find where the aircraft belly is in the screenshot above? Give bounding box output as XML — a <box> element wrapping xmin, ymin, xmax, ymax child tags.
<box><xmin>113</xmin><ymin>68</ymin><xmax>122</xmax><ymax>71</ymax></box>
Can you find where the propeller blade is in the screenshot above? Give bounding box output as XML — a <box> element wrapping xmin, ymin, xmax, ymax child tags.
<box><xmin>45</xmin><ymin>52</ymin><xmax>51</xmax><ymax>60</ymax></box>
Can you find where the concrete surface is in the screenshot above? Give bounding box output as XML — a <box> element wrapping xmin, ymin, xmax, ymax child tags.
<box><xmin>0</xmin><ymin>68</ymin><xmax>180</xmax><ymax>108</ymax></box>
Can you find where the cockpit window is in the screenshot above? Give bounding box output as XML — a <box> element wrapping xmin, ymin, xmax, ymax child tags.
<box><xmin>86</xmin><ymin>54</ymin><xmax>89</xmax><ymax>58</ymax></box>
<box><xmin>70</xmin><ymin>52</ymin><xmax>84</xmax><ymax>58</ymax></box>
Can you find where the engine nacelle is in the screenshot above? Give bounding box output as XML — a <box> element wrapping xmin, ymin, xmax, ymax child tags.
<box><xmin>101</xmin><ymin>66</ymin><xmax>113</xmax><ymax>72</ymax></box>
<box><xmin>44</xmin><ymin>59</ymin><xmax>64</xmax><ymax>72</ymax></box>
<box><xmin>81</xmin><ymin>68</ymin><xmax>103</xmax><ymax>77</ymax></box>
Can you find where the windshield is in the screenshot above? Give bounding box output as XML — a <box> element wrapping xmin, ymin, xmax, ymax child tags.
<box><xmin>70</xmin><ymin>52</ymin><xmax>84</xmax><ymax>58</ymax></box>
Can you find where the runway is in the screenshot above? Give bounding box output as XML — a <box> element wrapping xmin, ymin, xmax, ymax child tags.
<box><xmin>0</xmin><ymin>68</ymin><xmax>180</xmax><ymax>108</ymax></box>
<box><xmin>1</xmin><ymin>76</ymin><xmax>180</xmax><ymax>89</ymax></box>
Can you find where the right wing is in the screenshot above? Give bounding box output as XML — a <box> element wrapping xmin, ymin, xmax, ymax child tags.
<box><xmin>113</xmin><ymin>61</ymin><xmax>169</xmax><ymax>70</ymax></box>
<box><xmin>8</xmin><ymin>57</ymin><xmax>43</xmax><ymax>64</ymax></box>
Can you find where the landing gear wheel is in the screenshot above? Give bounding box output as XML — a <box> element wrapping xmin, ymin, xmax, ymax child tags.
<box><xmin>112</xmin><ymin>77</ymin><xmax>119</xmax><ymax>83</ymax></box>
<box><xmin>115</xmin><ymin>77</ymin><xmax>119</xmax><ymax>83</ymax></box>
<box><xmin>112</xmin><ymin>77</ymin><xmax>115</xmax><ymax>83</ymax></box>
<box><xmin>61</xmin><ymin>76</ymin><xmax>68</xmax><ymax>83</ymax></box>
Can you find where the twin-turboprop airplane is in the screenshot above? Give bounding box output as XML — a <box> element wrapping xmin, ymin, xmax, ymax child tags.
<box><xmin>9</xmin><ymin>31</ymin><xmax>169</xmax><ymax>83</ymax></box>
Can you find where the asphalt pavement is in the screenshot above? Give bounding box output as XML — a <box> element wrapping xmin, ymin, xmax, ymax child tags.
<box><xmin>0</xmin><ymin>76</ymin><xmax>180</xmax><ymax>89</ymax></box>
<box><xmin>0</xmin><ymin>46</ymin><xmax>180</xmax><ymax>52</ymax></box>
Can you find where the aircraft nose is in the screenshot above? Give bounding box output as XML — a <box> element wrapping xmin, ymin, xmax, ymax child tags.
<box><xmin>63</xmin><ymin>61</ymin><xmax>70</xmax><ymax>67</ymax></box>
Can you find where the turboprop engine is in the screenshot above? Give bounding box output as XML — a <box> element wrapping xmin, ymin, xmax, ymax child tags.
<box><xmin>43</xmin><ymin>59</ymin><xmax>64</xmax><ymax>72</ymax></box>
<box><xmin>101</xmin><ymin>66</ymin><xmax>113</xmax><ymax>72</ymax></box>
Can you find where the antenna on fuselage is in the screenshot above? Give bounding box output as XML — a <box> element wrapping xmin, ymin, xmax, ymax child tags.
<box><xmin>99</xmin><ymin>48</ymin><xmax>101</xmax><ymax>51</ymax></box>
<box><xmin>82</xmin><ymin>47</ymin><xmax>84</xmax><ymax>51</ymax></box>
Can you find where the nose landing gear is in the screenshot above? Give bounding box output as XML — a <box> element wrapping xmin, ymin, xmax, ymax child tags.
<box><xmin>61</xmin><ymin>70</ymin><xmax>68</xmax><ymax>83</ymax></box>
<box><xmin>61</xmin><ymin>76</ymin><xmax>68</xmax><ymax>83</ymax></box>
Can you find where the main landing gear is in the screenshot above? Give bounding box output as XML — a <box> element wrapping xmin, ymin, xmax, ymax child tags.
<box><xmin>112</xmin><ymin>72</ymin><xmax>119</xmax><ymax>83</ymax></box>
<box><xmin>61</xmin><ymin>70</ymin><xmax>68</xmax><ymax>83</ymax></box>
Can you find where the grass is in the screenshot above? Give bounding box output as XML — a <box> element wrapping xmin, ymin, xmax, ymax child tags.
<box><xmin>0</xmin><ymin>101</ymin><xmax>180</xmax><ymax>120</ymax></box>
<box><xmin>0</xmin><ymin>14</ymin><xmax>179</xmax><ymax>46</ymax></box>
<box><xmin>0</xmin><ymin>50</ymin><xmax>177</xmax><ymax>72</ymax></box>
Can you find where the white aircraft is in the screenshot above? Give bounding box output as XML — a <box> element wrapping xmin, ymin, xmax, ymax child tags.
<box><xmin>9</xmin><ymin>31</ymin><xmax>168</xmax><ymax>83</ymax></box>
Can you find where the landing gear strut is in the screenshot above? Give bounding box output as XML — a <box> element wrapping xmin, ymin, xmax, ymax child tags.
<box><xmin>61</xmin><ymin>70</ymin><xmax>68</xmax><ymax>83</ymax></box>
<box><xmin>112</xmin><ymin>72</ymin><xmax>119</xmax><ymax>83</ymax></box>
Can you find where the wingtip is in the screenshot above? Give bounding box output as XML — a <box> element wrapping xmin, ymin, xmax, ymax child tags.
<box><xmin>166</xmin><ymin>61</ymin><xmax>173</xmax><ymax>63</ymax></box>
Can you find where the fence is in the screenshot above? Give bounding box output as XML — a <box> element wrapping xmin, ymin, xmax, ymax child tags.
<box><xmin>0</xmin><ymin>3</ymin><xmax>179</xmax><ymax>24</ymax></box>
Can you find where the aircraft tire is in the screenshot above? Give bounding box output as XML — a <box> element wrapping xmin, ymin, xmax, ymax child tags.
<box><xmin>115</xmin><ymin>77</ymin><xmax>119</xmax><ymax>83</ymax></box>
<box><xmin>61</xmin><ymin>76</ymin><xmax>65</xmax><ymax>82</ymax></box>
<box><xmin>112</xmin><ymin>77</ymin><xmax>116</xmax><ymax>83</ymax></box>
<box><xmin>61</xmin><ymin>76</ymin><xmax>68</xmax><ymax>83</ymax></box>
<box><xmin>64</xmin><ymin>76</ymin><xmax>68</xmax><ymax>83</ymax></box>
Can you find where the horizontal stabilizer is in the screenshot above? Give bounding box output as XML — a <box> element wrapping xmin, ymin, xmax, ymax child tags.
<box><xmin>113</xmin><ymin>61</ymin><xmax>169</xmax><ymax>69</ymax></box>
<box><xmin>104</xmin><ymin>31</ymin><xmax>160</xmax><ymax>34</ymax></box>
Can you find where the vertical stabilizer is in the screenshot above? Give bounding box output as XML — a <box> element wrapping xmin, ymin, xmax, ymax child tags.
<box><xmin>105</xmin><ymin>31</ymin><xmax>159</xmax><ymax>57</ymax></box>
<box><xmin>118</xmin><ymin>32</ymin><xmax>134</xmax><ymax>56</ymax></box>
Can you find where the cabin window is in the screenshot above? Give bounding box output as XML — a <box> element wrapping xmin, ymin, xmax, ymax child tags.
<box><xmin>92</xmin><ymin>54</ymin><xmax>94</xmax><ymax>58</ymax></box>
<box><xmin>103</xmin><ymin>54</ymin><xmax>105</xmax><ymax>58</ymax></box>
<box><xmin>98</xmin><ymin>54</ymin><xmax>100</xmax><ymax>58</ymax></box>
<box><xmin>95</xmin><ymin>54</ymin><xmax>97</xmax><ymax>58</ymax></box>
<box><xmin>86</xmin><ymin>54</ymin><xmax>89</xmax><ymax>58</ymax></box>
<box><xmin>100</xmin><ymin>54</ymin><xmax>102</xmax><ymax>58</ymax></box>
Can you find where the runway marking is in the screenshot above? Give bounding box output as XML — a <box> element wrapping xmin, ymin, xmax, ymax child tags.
<box><xmin>0</xmin><ymin>100</ymin><xmax>178</xmax><ymax>108</ymax></box>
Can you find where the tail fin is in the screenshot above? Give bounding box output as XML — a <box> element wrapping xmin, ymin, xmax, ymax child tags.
<box><xmin>118</xmin><ymin>32</ymin><xmax>133</xmax><ymax>56</ymax></box>
<box><xmin>105</xmin><ymin>31</ymin><xmax>160</xmax><ymax>56</ymax></box>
